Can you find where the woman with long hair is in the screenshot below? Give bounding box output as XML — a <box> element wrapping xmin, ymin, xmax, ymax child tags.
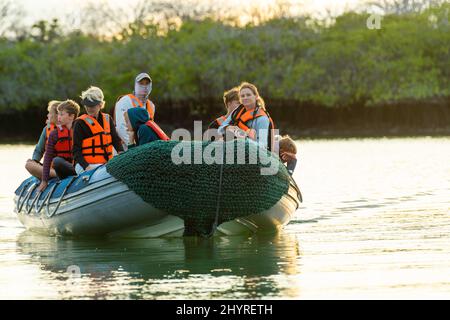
<box><xmin>218</xmin><ymin>82</ymin><xmax>275</xmax><ymax>151</ymax></box>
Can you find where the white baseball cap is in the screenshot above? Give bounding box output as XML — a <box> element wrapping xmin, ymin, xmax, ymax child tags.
<box><xmin>135</xmin><ymin>72</ymin><xmax>152</xmax><ymax>82</ymax></box>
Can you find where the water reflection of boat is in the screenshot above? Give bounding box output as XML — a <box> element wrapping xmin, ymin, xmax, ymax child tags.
<box><xmin>16</xmin><ymin>231</ymin><xmax>301</xmax><ymax>281</ymax></box>
<box><xmin>14</xmin><ymin>141</ymin><xmax>302</xmax><ymax>238</ymax></box>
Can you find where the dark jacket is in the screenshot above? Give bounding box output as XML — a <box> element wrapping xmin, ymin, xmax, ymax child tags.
<box><xmin>127</xmin><ymin>108</ymin><xmax>159</xmax><ymax>146</ymax></box>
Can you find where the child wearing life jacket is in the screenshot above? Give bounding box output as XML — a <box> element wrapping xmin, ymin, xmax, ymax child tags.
<box><xmin>37</xmin><ymin>100</ymin><xmax>80</xmax><ymax>191</ymax></box>
<box><xmin>277</xmin><ymin>135</ymin><xmax>298</xmax><ymax>176</ymax></box>
<box><xmin>208</xmin><ymin>87</ymin><xmax>240</xmax><ymax>130</ymax></box>
<box><xmin>25</xmin><ymin>100</ymin><xmax>61</xmax><ymax>180</ymax></box>
<box><xmin>124</xmin><ymin>108</ymin><xmax>169</xmax><ymax>147</ymax></box>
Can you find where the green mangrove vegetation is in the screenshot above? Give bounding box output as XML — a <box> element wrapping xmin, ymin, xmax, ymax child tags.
<box><xmin>1</xmin><ymin>0</ymin><xmax>450</xmax><ymax>138</ymax></box>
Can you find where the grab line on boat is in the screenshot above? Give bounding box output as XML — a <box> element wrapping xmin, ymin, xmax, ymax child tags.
<box><xmin>16</xmin><ymin>180</ymin><xmax>31</xmax><ymax>213</ymax></box>
<box><xmin>35</xmin><ymin>182</ymin><xmax>59</xmax><ymax>215</ymax></box>
<box><xmin>25</xmin><ymin>189</ymin><xmax>41</xmax><ymax>215</ymax></box>
<box><xmin>289</xmin><ymin>176</ymin><xmax>303</xmax><ymax>203</ymax></box>
<box><xmin>46</xmin><ymin>176</ymin><xmax>77</xmax><ymax>218</ymax></box>
<box><xmin>18</xmin><ymin>182</ymin><xmax>38</xmax><ymax>214</ymax></box>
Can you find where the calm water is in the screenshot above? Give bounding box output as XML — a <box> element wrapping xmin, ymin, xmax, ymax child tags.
<box><xmin>0</xmin><ymin>138</ymin><xmax>449</xmax><ymax>299</ymax></box>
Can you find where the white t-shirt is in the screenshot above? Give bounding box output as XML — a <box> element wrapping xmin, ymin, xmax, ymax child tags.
<box><xmin>114</xmin><ymin>95</ymin><xmax>156</xmax><ymax>150</ymax></box>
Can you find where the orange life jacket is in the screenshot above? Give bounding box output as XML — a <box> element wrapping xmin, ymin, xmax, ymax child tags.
<box><xmin>126</xmin><ymin>94</ymin><xmax>155</xmax><ymax>120</ymax></box>
<box><xmin>78</xmin><ymin>113</ymin><xmax>113</xmax><ymax>164</ymax></box>
<box><xmin>144</xmin><ymin>120</ymin><xmax>170</xmax><ymax>141</ymax></box>
<box><xmin>230</xmin><ymin>105</ymin><xmax>276</xmax><ymax>151</ymax></box>
<box><xmin>45</xmin><ymin>123</ymin><xmax>56</xmax><ymax>140</ymax></box>
<box><xmin>54</xmin><ymin>125</ymin><xmax>73</xmax><ymax>163</ymax></box>
<box><xmin>215</xmin><ymin>115</ymin><xmax>227</xmax><ymax>127</ymax></box>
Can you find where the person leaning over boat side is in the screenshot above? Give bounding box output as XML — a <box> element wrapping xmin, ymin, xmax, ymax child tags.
<box><xmin>208</xmin><ymin>87</ymin><xmax>240</xmax><ymax>130</ymax></box>
<box><xmin>37</xmin><ymin>100</ymin><xmax>80</xmax><ymax>192</ymax></box>
<box><xmin>113</xmin><ymin>72</ymin><xmax>156</xmax><ymax>151</ymax></box>
<box><xmin>275</xmin><ymin>134</ymin><xmax>298</xmax><ymax>175</ymax></box>
<box><xmin>218</xmin><ymin>82</ymin><xmax>275</xmax><ymax>150</ymax></box>
<box><xmin>25</xmin><ymin>100</ymin><xmax>61</xmax><ymax>180</ymax></box>
<box><xmin>72</xmin><ymin>86</ymin><xmax>123</xmax><ymax>174</ymax></box>
<box><xmin>123</xmin><ymin>108</ymin><xmax>169</xmax><ymax>148</ymax></box>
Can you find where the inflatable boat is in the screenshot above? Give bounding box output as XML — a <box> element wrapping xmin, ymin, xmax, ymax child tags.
<box><xmin>14</xmin><ymin>140</ymin><xmax>302</xmax><ymax>238</ymax></box>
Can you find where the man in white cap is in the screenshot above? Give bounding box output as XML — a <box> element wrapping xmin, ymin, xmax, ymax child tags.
<box><xmin>114</xmin><ymin>72</ymin><xmax>156</xmax><ymax>150</ymax></box>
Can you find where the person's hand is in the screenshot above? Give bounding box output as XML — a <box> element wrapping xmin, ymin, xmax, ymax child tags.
<box><xmin>281</xmin><ymin>152</ymin><xmax>297</xmax><ymax>163</ymax></box>
<box><xmin>246</xmin><ymin>128</ymin><xmax>256</xmax><ymax>140</ymax></box>
<box><xmin>37</xmin><ymin>180</ymin><xmax>48</xmax><ymax>192</ymax></box>
<box><xmin>234</xmin><ymin>128</ymin><xmax>247</xmax><ymax>139</ymax></box>
<box><xmin>86</xmin><ymin>165</ymin><xmax>96</xmax><ymax>171</ymax></box>
<box><xmin>225</xmin><ymin>125</ymin><xmax>239</xmax><ymax>134</ymax></box>
<box><xmin>226</xmin><ymin>126</ymin><xmax>246</xmax><ymax>139</ymax></box>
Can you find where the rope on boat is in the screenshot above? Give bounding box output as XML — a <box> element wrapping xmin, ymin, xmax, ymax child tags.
<box><xmin>205</xmin><ymin>142</ymin><xmax>226</xmax><ymax>237</ymax></box>
<box><xmin>35</xmin><ymin>182</ymin><xmax>58</xmax><ymax>215</ymax></box>
<box><xmin>26</xmin><ymin>189</ymin><xmax>41</xmax><ymax>215</ymax></box>
<box><xmin>16</xmin><ymin>180</ymin><xmax>31</xmax><ymax>213</ymax></box>
<box><xmin>45</xmin><ymin>176</ymin><xmax>77</xmax><ymax>218</ymax></box>
<box><xmin>17</xmin><ymin>182</ymin><xmax>37</xmax><ymax>214</ymax></box>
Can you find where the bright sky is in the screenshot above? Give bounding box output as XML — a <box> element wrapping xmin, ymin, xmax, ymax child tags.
<box><xmin>14</xmin><ymin>0</ymin><xmax>366</xmax><ymax>23</ymax></box>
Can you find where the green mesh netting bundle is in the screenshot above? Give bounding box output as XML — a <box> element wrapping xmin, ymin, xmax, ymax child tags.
<box><xmin>106</xmin><ymin>139</ymin><xmax>290</xmax><ymax>235</ymax></box>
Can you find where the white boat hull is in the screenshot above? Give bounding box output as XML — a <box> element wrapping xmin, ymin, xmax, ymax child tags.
<box><xmin>15</xmin><ymin>166</ymin><xmax>301</xmax><ymax>238</ymax></box>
